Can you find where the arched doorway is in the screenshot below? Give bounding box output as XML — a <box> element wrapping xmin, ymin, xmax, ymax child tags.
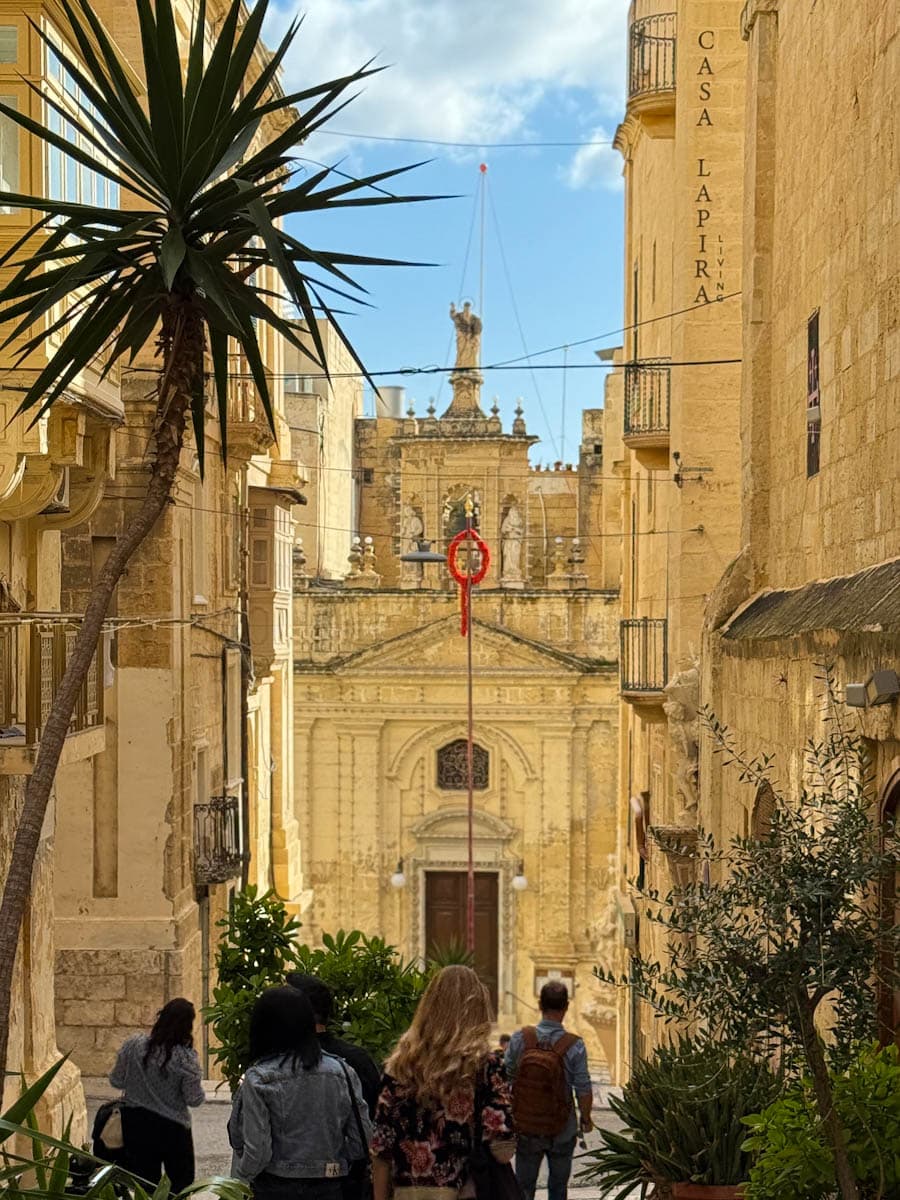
<box><xmin>878</xmin><ymin>768</ymin><xmax>900</xmax><ymax>1044</ymax></box>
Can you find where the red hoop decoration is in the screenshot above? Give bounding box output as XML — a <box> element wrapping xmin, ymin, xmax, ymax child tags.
<box><xmin>447</xmin><ymin>526</ymin><xmax>490</xmax><ymax>636</ymax></box>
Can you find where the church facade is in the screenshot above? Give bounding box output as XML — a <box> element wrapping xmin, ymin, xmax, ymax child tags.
<box><xmin>292</xmin><ymin>310</ymin><xmax>625</xmax><ymax>1076</ymax></box>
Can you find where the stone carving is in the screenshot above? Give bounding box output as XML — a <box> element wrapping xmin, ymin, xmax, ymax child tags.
<box><xmin>663</xmin><ymin>659</ymin><xmax>700</xmax><ymax>816</ymax></box>
<box><xmin>292</xmin><ymin>540</ymin><xmax>308</xmax><ymax>589</ymax></box>
<box><xmin>399</xmin><ymin>502</ymin><xmax>425</xmax><ymax>584</ymax></box>
<box><xmin>449</xmin><ymin>301</ymin><xmax>482</xmax><ymax>370</ymax></box>
<box><xmin>500</xmin><ymin>502</ymin><xmax>525</xmax><ymax>584</ymax></box>
<box><xmin>345</xmin><ymin>536</ymin><xmax>363</xmax><ymax>579</ymax></box>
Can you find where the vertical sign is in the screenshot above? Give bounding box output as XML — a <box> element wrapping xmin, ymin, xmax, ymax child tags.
<box><xmin>807</xmin><ymin>310</ymin><xmax>821</xmax><ymax>477</ymax></box>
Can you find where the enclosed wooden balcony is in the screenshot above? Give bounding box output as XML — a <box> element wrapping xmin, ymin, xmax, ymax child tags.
<box><xmin>620</xmin><ymin>617</ymin><xmax>668</xmax><ymax>706</ymax></box>
<box><xmin>627</xmin><ymin>12</ymin><xmax>677</xmax><ymax>119</ymax></box>
<box><xmin>0</xmin><ymin>622</ymin><xmax>105</xmax><ymax>772</ymax></box>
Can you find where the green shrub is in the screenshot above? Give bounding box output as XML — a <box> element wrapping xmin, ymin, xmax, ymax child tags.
<box><xmin>742</xmin><ymin>1043</ymin><xmax>900</xmax><ymax>1200</ymax></box>
<box><xmin>579</xmin><ymin>1038</ymin><xmax>781</xmax><ymax>1199</ymax></box>
<box><xmin>293</xmin><ymin>929</ymin><xmax>430</xmax><ymax>1064</ymax></box>
<box><xmin>205</xmin><ymin>887</ymin><xmax>303</xmax><ymax>1089</ymax></box>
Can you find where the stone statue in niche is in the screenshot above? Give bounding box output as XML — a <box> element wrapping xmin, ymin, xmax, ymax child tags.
<box><xmin>500</xmin><ymin>502</ymin><xmax>525</xmax><ymax>584</ymax></box>
<box><xmin>449</xmin><ymin>301</ymin><xmax>482</xmax><ymax>370</ymax></box>
<box><xmin>663</xmin><ymin>660</ymin><xmax>700</xmax><ymax>817</ymax></box>
<box><xmin>399</xmin><ymin>501</ymin><xmax>425</xmax><ymax>583</ymax></box>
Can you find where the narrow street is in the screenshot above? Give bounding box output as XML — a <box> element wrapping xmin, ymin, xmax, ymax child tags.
<box><xmin>84</xmin><ymin>1080</ymin><xmax>625</xmax><ymax>1199</ymax></box>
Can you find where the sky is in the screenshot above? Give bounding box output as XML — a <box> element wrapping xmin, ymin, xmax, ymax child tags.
<box><xmin>266</xmin><ymin>0</ymin><xmax>627</xmax><ymax>465</ymax></box>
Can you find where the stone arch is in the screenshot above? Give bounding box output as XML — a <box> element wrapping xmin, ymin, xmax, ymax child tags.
<box><xmin>386</xmin><ymin>720</ymin><xmax>538</xmax><ymax>789</ymax></box>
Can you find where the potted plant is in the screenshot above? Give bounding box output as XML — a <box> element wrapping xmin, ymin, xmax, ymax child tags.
<box><xmin>579</xmin><ymin>1039</ymin><xmax>780</xmax><ymax>1199</ymax></box>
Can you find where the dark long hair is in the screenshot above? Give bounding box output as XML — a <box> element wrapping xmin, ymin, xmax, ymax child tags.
<box><xmin>249</xmin><ymin>986</ymin><xmax>321</xmax><ymax>1071</ymax></box>
<box><xmin>144</xmin><ymin>997</ymin><xmax>195</xmax><ymax>1070</ymax></box>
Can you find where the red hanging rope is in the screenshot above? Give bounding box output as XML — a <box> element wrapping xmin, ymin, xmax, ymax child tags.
<box><xmin>447</xmin><ymin>525</ymin><xmax>490</xmax><ymax>636</ymax></box>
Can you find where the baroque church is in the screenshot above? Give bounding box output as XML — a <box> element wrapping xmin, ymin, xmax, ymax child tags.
<box><xmin>291</xmin><ymin>306</ymin><xmax>624</xmax><ymax>1075</ymax></box>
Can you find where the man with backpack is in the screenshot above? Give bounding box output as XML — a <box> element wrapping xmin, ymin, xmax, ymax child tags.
<box><xmin>504</xmin><ymin>980</ymin><xmax>594</xmax><ymax>1200</ymax></box>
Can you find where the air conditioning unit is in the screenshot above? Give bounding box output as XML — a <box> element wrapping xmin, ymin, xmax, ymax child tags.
<box><xmin>41</xmin><ymin>468</ymin><xmax>70</xmax><ymax>515</ymax></box>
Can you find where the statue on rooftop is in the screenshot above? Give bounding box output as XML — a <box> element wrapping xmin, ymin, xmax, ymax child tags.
<box><xmin>449</xmin><ymin>301</ymin><xmax>482</xmax><ymax>371</ymax></box>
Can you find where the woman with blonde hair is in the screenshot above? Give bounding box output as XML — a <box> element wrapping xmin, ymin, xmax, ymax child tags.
<box><xmin>371</xmin><ymin>965</ymin><xmax>516</xmax><ymax>1200</ymax></box>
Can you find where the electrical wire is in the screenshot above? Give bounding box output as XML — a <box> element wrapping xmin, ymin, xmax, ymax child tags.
<box><xmin>319</xmin><ymin>130</ymin><xmax>616</xmax><ymax>150</ymax></box>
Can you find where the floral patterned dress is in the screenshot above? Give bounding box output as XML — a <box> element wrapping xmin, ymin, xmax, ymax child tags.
<box><xmin>370</xmin><ymin>1052</ymin><xmax>514</xmax><ymax>1189</ymax></box>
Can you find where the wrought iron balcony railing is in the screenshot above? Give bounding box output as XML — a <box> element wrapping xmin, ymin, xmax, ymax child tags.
<box><xmin>194</xmin><ymin>793</ymin><xmax>243</xmax><ymax>885</ymax></box>
<box><xmin>628</xmin><ymin>13</ymin><xmax>677</xmax><ymax>104</ymax></box>
<box><xmin>620</xmin><ymin>617</ymin><xmax>668</xmax><ymax>695</ymax></box>
<box><xmin>0</xmin><ymin>622</ymin><xmax>103</xmax><ymax>746</ymax></box>
<box><xmin>624</xmin><ymin>360</ymin><xmax>671</xmax><ymax>443</ymax></box>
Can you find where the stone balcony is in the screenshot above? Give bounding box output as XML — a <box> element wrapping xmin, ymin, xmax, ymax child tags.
<box><xmin>627</xmin><ymin>11</ymin><xmax>677</xmax><ymax>120</ymax></box>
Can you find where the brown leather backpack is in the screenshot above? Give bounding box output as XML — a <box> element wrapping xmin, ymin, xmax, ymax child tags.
<box><xmin>510</xmin><ymin>1027</ymin><xmax>578</xmax><ymax>1136</ymax></box>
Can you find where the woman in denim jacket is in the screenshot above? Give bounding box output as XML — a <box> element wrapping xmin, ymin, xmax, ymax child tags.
<box><xmin>229</xmin><ymin>987</ymin><xmax>372</xmax><ymax>1200</ymax></box>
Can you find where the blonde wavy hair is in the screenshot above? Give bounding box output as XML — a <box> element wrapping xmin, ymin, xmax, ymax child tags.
<box><xmin>385</xmin><ymin>965</ymin><xmax>492</xmax><ymax>1106</ymax></box>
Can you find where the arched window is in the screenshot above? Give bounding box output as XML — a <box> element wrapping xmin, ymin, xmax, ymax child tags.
<box><xmin>752</xmin><ymin>780</ymin><xmax>777</xmax><ymax>838</ymax></box>
<box><xmin>878</xmin><ymin>770</ymin><xmax>900</xmax><ymax>1045</ymax></box>
<box><xmin>437</xmin><ymin>739</ymin><xmax>489</xmax><ymax>791</ymax></box>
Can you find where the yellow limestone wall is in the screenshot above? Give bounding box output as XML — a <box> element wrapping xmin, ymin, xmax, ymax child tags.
<box><xmin>613</xmin><ymin>0</ymin><xmax>747</xmax><ymax>1070</ymax></box>
<box><xmin>700</xmin><ymin>0</ymin><xmax>900</xmax><ymax>868</ymax></box>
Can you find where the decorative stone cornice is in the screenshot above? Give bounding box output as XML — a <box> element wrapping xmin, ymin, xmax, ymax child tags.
<box><xmin>741</xmin><ymin>0</ymin><xmax>779</xmax><ymax>41</ymax></box>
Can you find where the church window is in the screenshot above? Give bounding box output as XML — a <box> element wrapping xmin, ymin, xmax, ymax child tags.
<box><xmin>437</xmin><ymin>739</ymin><xmax>489</xmax><ymax>791</ymax></box>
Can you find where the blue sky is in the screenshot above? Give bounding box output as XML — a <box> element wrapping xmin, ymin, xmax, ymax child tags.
<box><xmin>267</xmin><ymin>0</ymin><xmax>626</xmax><ymax>464</ymax></box>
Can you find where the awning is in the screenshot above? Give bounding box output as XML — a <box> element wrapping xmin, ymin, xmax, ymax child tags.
<box><xmin>723</xmin><ymin>557</ymin><xmax>900</xmax><ymax>641</ymax></box>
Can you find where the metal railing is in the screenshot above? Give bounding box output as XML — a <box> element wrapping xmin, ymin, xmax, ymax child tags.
<box><xmin>628</xmin><ymin>13</ymin><xmax>677</xmax><ymax>101</ymax></box>
<box><xmin>624</xmin><ymin>360</ymin><xmax>671</xmax><ymax>439</ymax></box>
<box><xmin>0</xmin><ymin>622</ymin><xmax>103</xmax><ymax>745</ymax></box>
<box><xmin>194</xmin><ymin>794</ymin><xmax>243</xmax><ymax>885</ymax></box>
<box><xmin>620</xmin><ymin>617</ymin><xmax>668</xmax><ymax>693</ymax></box>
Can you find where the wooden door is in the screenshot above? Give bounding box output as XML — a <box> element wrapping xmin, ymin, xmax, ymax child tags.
<box><xmin>425</xmin><ymin>871</ymin><xmax>499</xmax><ymax>1014</ymax></box>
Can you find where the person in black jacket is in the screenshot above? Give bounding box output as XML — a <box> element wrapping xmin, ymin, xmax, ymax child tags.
<box><xmin>286</xmin><ymin>973</ymin><xmax>382</xmax><ymax>1115</ymax></box>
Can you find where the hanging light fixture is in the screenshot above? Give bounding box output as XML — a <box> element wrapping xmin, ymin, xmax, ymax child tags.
<box><xmin>390</xmin><ymin>859</ymin><xmax>407</xmax><ymax>889</ymax></box>
<box><xmin>511</xmin><ymin>860</ymin><xmax>528</xmax><ymax>891</ymax></box>
<box><xmin>399</xmin><ymin>539</ymin><xmax>448</xmax><ymax>564</ymax></box>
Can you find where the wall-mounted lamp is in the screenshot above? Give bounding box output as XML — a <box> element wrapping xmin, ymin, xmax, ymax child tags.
<box><xmin>511</xmin><ymin>861</ymin><xmax>528</xmax><ymax>891</ymax></box>
<box><xmin>845</xmin><ymin>668</ymin><xmax>900</xmax><ymax>708</ymax></box>
<box><xmin>390</xmin><ymin>859</ymin><xmax>407</xmax><ymax>889</ymax></box>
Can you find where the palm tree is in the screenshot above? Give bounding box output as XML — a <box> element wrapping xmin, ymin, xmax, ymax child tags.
<box><xmin>0</xmin><ymin>0</ymin><xmax>432</xmax><ymax>1080</ymax></box>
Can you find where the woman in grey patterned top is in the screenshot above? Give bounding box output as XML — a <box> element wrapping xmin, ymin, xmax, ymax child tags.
<box><xmin>109</xmin><ymin>997</ymin><xmax>205</xmax><ymax>1191</ymax></box>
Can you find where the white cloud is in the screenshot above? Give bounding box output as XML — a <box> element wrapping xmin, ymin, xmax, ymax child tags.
<box><xmin>266</xmin><ymin>0</ymin><xmax>625</xmax><ymax>182</ymax></box>
<box><xmin>562</xmin><ymin>127</ymin><xmax>623</xmax><ymax>190</ymax></box>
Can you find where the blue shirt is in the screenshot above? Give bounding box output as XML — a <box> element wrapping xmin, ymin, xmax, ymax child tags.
<box><xmin>504</xmin><ymin>1019</ymin><xmax>591</xmax><ymax>1141</ymax></box>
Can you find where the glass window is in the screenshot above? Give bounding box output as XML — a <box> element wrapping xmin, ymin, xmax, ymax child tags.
<box><xmin>47</xmin><ymin>43</ymin><xmax>62</xmax><ymax>80</ymax></box>
<box><xmin>0</xmin><ymin>96</ymin><xmax>18</xmax><ymax>213</ymax></box>
<box><xmin>0</xmin><ymin>27</ymin><xmax>17</xmax><ymax>62</ymax></box>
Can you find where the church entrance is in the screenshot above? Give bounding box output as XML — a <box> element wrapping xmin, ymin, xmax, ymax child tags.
<box><xmin>425</xmin><ymin>871</ymin><xmax>499</xmax><ymax>1014</ymax></box>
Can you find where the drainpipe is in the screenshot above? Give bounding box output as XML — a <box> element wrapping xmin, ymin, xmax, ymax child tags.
<box><xmin>239</xmin><ymin>478</ymin><xmax>252</xmax><ymax>889</ymax></box>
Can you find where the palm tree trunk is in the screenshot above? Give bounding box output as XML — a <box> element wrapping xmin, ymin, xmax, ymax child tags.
<box><xmin>0</xmin><ymin>365</ymin><xmax>192</xmax><ymax>1087</ymax></box>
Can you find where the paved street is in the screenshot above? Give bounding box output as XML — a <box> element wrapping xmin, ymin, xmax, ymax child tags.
<box><xmin>83</xmin><ymin>1080</ymin><xmax>626</xmax><ymax>1199</ymax></box>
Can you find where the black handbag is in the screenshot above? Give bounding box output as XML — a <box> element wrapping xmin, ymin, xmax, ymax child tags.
<box><xmin>469</xmin><ymin>1069</ymin><xmax>523</xmax><ymax>1200</ymax></box>
<box><xmin>337</xmin><ymin>1058</ymin><xmax>374</xmax><ymax>1200</ymax></box>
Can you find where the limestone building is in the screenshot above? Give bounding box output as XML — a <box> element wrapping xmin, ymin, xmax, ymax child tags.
<box><xmin>0</xmin><ymin>2</ymin><xmax>124</xmax><ymax>1130</ymax></box>
<box><xmin>293</xmin><ymin>308</ymin><xmax>625</xmax><ymax>1076</ymax></box>
<box><xmin>611</xmin><ymin>0</ymin><xmax>747</xmax><ymax>1069</ymax></box>
<box><xmin>33</xmin><ymin>0</ymin><xmax>307</xmax><ymax>1083</ymax></box>
<box><xmin>699</xmin><ymin>0</ymin><xmax>900</xmax><ymax>1032</ymax></box>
